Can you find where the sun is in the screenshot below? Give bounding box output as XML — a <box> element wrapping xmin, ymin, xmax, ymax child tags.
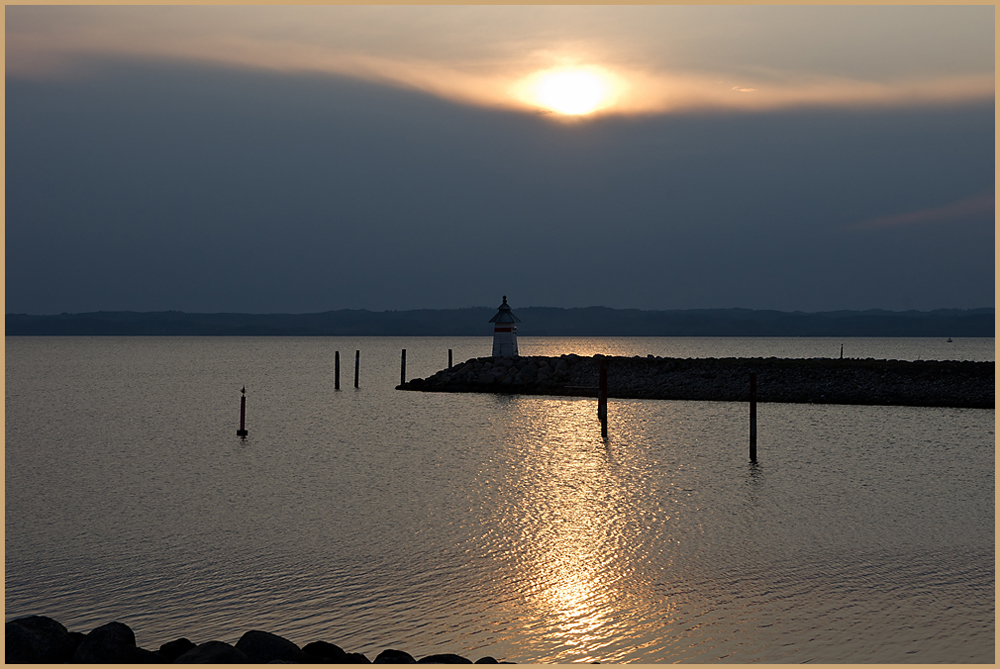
<box><xmin>535</xmin><ymin>70</ymin><xmax>607</xmax><ymax>115</ymax></box>
<box><xmin>519</xmin><ymin>67</ymin><xmax>618</xmax><ymax>116</ymax></box>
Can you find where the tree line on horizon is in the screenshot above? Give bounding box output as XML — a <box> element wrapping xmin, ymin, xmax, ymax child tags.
<box><xmin>5</xmin><ymin>307</ymin><xmax>994</xmax><ymax>337</ymax></box>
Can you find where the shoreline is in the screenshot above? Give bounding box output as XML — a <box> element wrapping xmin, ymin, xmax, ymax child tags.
<box><xmin>398</xmin><ymin>355</ymin><xmax>994</xmax><ymax>409</ymax></box>
<box><xmin>6</xmin><ymin>616</ymin><xmax>505</xmax><ymax>664</ymax></box>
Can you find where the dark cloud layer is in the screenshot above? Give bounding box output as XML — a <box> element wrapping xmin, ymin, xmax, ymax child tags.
<box><xmin>6</xmin><ymin>60</ymin><xmax>994</xmax><ymax>314</ymax></box>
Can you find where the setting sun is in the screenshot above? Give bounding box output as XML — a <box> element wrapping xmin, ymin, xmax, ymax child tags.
<box><xmin>518</xmin><ymin>67</ymin><xmax>620</xmax><ymax>116</ymax></box>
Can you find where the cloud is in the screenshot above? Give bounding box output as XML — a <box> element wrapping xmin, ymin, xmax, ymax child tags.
<box><xmin>846</xmin><ymin>191</ymin><xmax>995</xmax><ymax>231</ymax></box>
<box><xmin>5</xmin><ymin>5</ymin><xmax>994</xmax><ymax>117</ymax></box>
<box><xmin>6</xmin><ymin>52</ymin><xmax>993</xmax><ymax>313</ymax></box>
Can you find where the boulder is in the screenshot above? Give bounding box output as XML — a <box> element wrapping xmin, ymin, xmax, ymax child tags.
<box><xmin>72</xmin><ymin>621</ymin><xmax>137</xmax><ymax>663</ymax></box>
<box><xmin>175</xmin><ymin>640</ymin><xmax>251</xmax><ymax>663</ymax></box>
<box><xmin>6</xmin><ymin>615</ymin><xmax>77</xmax><ymax>663</ymax></box>
<box><xmin>68</xmin><ymin>631</ymin><xmax>87</xmax><ymax>651</ymax></box>
<box><xmin>235</xmin><ymin>630</ymin><xmax>306</xmax><ymax>663</ymax></box>
<box><xmin>109</xmin><ymin>645</ymin><xmax>165</xmax><ymax>663</ymax></box>
<box><xmin>159</xmin><ymin>637</ymin><xmax>197</xmax><ymax>661</ymax></box>
<box><xmin>375</xmin><ymin>648</ymin><xmax>417</xmax><ymax>663</ymax></box>
<box><xmin>303</xmin><ymin>640</ymin><xmax>349</xmax><ymax>662</ymax></box>
<box><xmin>418</xmin><ymin>653</ymin><xmax>473</xmax><ymax>663</ymax></box>
<box><xmin>474</xmin><ymin>657</ymin><xmax>499</xmax><ymax>664</ymax></box>
<box><xmin>6</xmin><ymin>620</ymin><xmax>45</xmax><ymax>663</ymax></box>
<box><xmin>343</xmin><ymin>651</ymin><xmax>372</xmax><ymax>663</ymax></box>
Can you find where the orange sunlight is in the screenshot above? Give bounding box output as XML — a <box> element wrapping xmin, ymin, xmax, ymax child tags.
<box><xmin>514</xmin><ymin>67</ymin><xmax>623</xmax><ymax>116</ymax></box>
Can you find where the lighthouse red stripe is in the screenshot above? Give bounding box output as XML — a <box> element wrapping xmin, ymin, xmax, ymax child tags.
<box><xmin>494</xmin><ymin>326</ymin><xmax>512</xmax><ymax>332</ymax></box>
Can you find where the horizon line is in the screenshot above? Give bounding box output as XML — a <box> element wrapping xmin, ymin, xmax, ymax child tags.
<box><xmin>7</xmin><ymin>306</ymin><xmax>995</xmax><ymax>318</ymax></box>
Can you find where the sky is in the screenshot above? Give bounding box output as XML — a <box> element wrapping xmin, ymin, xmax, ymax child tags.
<box><xmin>5</xmin><ymin>5</ymin><xmax>995</xmax><ymax>315</ymax></box>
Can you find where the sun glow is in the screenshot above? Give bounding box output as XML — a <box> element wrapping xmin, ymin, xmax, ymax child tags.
<box><xmin>518</xmin><ymin>67</ymin><xmax>620</xmax><ymax>116</ymax></box>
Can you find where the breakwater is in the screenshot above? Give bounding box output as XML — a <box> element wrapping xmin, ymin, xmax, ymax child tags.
<box><xmin>398</xmin><ymin>355</ymin><xmax>994</xmax><ymax>409</ymax></box>
<box><xmin>5</xmin><ymin>616</ymin><xmax>506</xmax><ymax>664</ymax></box>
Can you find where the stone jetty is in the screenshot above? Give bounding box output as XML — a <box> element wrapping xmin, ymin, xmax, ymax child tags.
<box><xmin>398</xmin><ymin>355</ymin><xmax>994</xmax><ymax>409</ymax></box>
<box><xmin>5</xmin><ymin>616</ymin><xmax>508</xmax><ymax>664</ymax></box>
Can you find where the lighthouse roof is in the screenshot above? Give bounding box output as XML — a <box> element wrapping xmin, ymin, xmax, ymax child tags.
<box><xmin>489</xmin><ymin>295</ymin><xmax>521</xmax><ymax>323</ymax></box>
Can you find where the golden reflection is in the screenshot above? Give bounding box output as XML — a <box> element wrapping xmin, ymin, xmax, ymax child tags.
<box><xmin>480</xmin><ymin>397</ymin><xmax>678</xmax><ymax>662</ymax></box>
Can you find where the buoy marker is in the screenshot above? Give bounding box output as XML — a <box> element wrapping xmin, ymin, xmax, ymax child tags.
<box><xmin>749</xmin><ymin>373</ymin><xmax>757</xmax><ymax>462</ymax></box>
<box><xmin>237</xmin><ymin>386</ymin><xmax>248</xmax><ymax>437</ymax></box>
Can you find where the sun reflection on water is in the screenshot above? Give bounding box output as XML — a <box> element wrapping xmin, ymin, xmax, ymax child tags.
<box><xmin>473</xmin><ymin>396</ymin><xmax>691</xmax><ymax>663</ymax></box>
<box><xmin>457</xmin><ymin>391</ymin><xmax>993</xmax><ymax>663</ymax></box>
<box><xmin>6</xmin><ymin>339</ymin><xmax>993</xmax><ymax>663</ymax></box>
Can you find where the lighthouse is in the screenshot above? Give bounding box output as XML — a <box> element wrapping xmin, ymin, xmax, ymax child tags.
<box><xmin>489</xmin><ymin>295</ymin><xmax>520</xmax><ymax>357</ymax></box>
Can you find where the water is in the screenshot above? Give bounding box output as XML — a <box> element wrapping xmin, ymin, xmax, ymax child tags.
<box><xmin>5</xmin><ymin>336</ymin><xmax>994</xmax><ymax>662</ymax></box>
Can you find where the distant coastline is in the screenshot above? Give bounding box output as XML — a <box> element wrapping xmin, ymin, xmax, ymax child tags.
<box><xmin>5</xmin><ymin>307</ymin><xmax>994</xmax><ymax>337</ymax></box>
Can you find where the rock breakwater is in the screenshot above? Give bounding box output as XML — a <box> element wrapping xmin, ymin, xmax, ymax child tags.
<box><xmin>5</xmin><ymin>616</ymin><xmax>508</xmax><ymax>664</ymax></box>
<box><xmin>398</xmin><ymin>355</ymin><xmax>994</xmax><ymax>409</ymax></box>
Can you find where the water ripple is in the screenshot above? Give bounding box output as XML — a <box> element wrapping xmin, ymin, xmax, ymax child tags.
<box><xmin>6</xmin><ymin>337</ymin><xmax>994</xmax><ymax>662</ymax></box>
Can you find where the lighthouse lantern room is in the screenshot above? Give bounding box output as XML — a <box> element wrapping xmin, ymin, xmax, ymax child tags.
<box><xmin>489</xmin><ymin>295</ymin><xmax>520</xmax><ymax>357</ymax></box>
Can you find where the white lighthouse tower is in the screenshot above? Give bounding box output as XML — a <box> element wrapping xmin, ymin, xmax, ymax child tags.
<box><xmin>489</xmin><ymin>295</ymin><xmax>520</xmax><ymax>357</ymax></box>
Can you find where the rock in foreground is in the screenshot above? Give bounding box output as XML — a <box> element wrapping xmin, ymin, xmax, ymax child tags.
<box><xmin>5</xmin><ymin>616</ymin><xmax>511</xmax><ymax>664</ymax></box>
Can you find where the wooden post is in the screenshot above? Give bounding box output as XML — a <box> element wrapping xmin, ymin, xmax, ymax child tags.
<box><xmin>749</xmin><ymin>372</ymin><xmax>757</xmax><ymax>462</ymax></box>
<box><xmin>335</xmin><ymin>351</ymin><xmax>340</xmax><ymax>390</ymax></box>
<box><xmin>237</xmin><ymin>386</ymin><xmax>248</xmax><ymax>437</ymax></box>
<box><xmin>448</xmin><ymin>348</ymin><xmax>453</xmax><ymax>368</ymax></box>
<box><xmin>354</xmin><ymin>350</ymin><xmax>360</xmax><ymax>389</ymax></box>
<box><xmin>400</xmin><ymin>349</ymin><xmax>406</xmax><ymax>385</ymax></box>
<box><xmin>598</xmin><ymin>356</ymin><xmax>608</xmax><ymax>439</ymax></box>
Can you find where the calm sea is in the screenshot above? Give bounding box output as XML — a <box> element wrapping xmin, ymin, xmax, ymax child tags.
<box><xmin>5</xmin><ymin>336</ymin><xmax>994</xmax><ymax>663</ymax></box>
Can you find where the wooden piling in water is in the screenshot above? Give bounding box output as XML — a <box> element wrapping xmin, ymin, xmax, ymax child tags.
<box><xmin>448</xmin><ymin>348</ymin><xmax>453</xmax><ymax>368</ymax></box>
<box><xmin>355</xmin><ymin>350</ymin><xmax>360</xmax><ymax>388</ymax></box>
<box><xmin>237</xmin><ymin>387</ymin><xmax>248</xmax><ymax>437</ymax></box>
<box><xmin>749</xmin><ymin>372</ymin><xmax>757</xmax><ymax>461</ymax></box>
<box><xmin>335</xmin><ymin>351</ymin><xmax>341</xmax><ymax>390</ymax></box>
<box><xmin>598</xmin><ymin>356</ymin><xmax>608</xmax><ymax>439</ymax></box>
<box><xmin>401</xmin><ymin>349</ymin><xmax>406</xmax><ymax>385</ymax></box>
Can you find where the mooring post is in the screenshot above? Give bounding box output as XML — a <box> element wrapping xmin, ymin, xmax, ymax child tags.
<box><xmin>749</xmin><ymin>372</ymin><xmax>757</xmax><ymax>462</ymax></box>
<box><xmin>355</xmin><ymin>350</ymin><xmax>360</xmax><ymax>389</ymax></box>
<box><xmin>598</xmin><ymin>356</ymin><xmax>608</xmax><ymax>439</ymax></box>
<box><xmin>448</xmin><ymin>348</ymin><xmax>453</xmax><ymax>368</ymax></box>
<box><xmin>401</xmin><ymin>349</ymin><xmax>406</xmax><ymax>385</ymax></box>
<box><xmin>335</xmin><ymin>351</ymin><xmax>341</xmax><ymax>390</ymax></box>
<box><xmin>237</xmin><ymin>386</ymin><xmax>248</xmax><ymax>438</ymax></box>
